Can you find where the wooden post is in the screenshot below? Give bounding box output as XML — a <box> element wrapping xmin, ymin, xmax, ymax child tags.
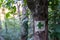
<box><xmin>27</xmin><ymin>0</ymin><xmax>48</xmax><ymax>40</ymax></box>
<box><xmin>45</xmin><ymin>19</ymin><xmax>48</xmax><ymax>40</ymax></box>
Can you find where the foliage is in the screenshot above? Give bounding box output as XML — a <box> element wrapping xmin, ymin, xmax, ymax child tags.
<box><xmin>48</xmin><ymin>0</ymin><xmax>60</xmax><ymax>40</ymax></box>
<box><xmin>0</xmin><ymin>0</ymin><xmax>60</xmax><ymax>40</ymax></box>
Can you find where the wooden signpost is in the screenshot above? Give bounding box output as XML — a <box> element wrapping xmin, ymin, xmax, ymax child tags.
<box><xmin>27</xmin><ymin>0</ymin><xmax>48</xmax><ymax>40</ymax></box>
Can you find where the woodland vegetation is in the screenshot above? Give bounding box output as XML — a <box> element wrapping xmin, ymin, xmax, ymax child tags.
<box><xmin>0</xmin><ymin>0</ymin><xmax>60</xmax><ymax>40</ymax></box>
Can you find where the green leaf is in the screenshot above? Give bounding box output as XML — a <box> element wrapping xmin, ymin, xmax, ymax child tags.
<box><xmin>0</xmin><ymin>0</ymin><xmax>4</xmax><ymax>3</ymax></box>
<box><xmin>24</xmin><ymin>0</ymin><xmax>27</xmax><ymax>6</ymax></box>
<box><xmin>0</xmin><ymin>3</ymin><xmax>2</xmax><ymax>7</ymax></box>
<box><xmin>5</xmin><ymin>2</ymin><xmax>11</xmax><ymax>9</ymax></box>
<box><xmin>5</xmin><ymin>12</ymin><xmax>11</xmax><ymax>18</ymax></box>
<box><xmin>12</xmin><ymin>6</ymin><xmax>16</xmax><ymax>12</ymax></box>
<box><xmin>0</xmin><ymin>0</ymin><xmax>4</xmax><ymax>7</ymax></box>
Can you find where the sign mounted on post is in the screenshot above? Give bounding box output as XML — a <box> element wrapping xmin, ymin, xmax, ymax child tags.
<box><xmin>27</xmin><ymin>0</ymin><xmax>48</xmax><ymax>40</ymax></box>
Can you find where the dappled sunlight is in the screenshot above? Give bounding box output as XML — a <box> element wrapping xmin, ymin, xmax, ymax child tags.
<box><xmin>0</xmin><ymin>0</ymin><xmax>60</xmax><ymax>40</ymax></box>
